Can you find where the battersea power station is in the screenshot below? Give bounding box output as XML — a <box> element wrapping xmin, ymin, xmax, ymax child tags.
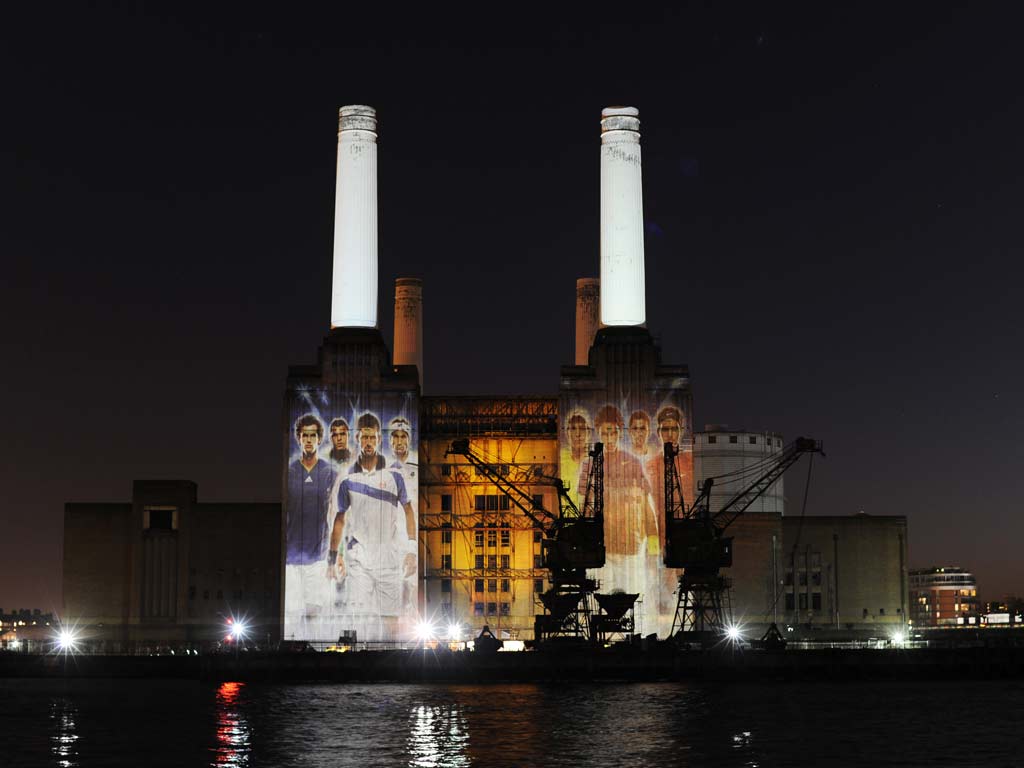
<box><xmin>62</xmin><ymin>106</ymin><xmax>909</xmax><ymax>649</ymax></box>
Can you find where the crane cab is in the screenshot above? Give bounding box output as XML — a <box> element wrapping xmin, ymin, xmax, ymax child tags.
<box><xmin>664</xmin><ymin>519</ymin><xmax>733</xmax><ymax>570</ymax></box>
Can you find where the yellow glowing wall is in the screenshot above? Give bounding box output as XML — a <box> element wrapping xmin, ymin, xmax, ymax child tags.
<box><xmin>418</xmin><ymin>435</ymin><xmax>559</xmax><ymax>640</ymax></box>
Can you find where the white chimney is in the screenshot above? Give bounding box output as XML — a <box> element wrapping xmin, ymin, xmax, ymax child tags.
<box><xmin>575</xmin><ymin>277</ymin><xmax>600</xmax><ymax>365</ymax></box>
<box><xmin>599</xmin><ymin>106</ymin><xmax>645</xmax><ymax>327</ymax></box>
<box><xmin>393</xmin><ymin>277</ymin><xmax>423</xmax><ymax>386</ymax></box>
<box><xmin>331</xmin><ymin>105</ymin><xmax>378</xmax><ymax>328</ymax></box>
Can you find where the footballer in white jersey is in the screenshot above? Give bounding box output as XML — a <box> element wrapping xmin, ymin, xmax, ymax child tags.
<box><xmin>328</xmin><ymin>413</ymin><xmax>416</xmax><ymax>642</ymax></box>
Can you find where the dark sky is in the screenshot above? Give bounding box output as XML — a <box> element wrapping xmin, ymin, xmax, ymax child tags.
<box><xmin>3</xmin><ymin>4</ymin><xmax>1022</xmax><ymax>612</ymax></box>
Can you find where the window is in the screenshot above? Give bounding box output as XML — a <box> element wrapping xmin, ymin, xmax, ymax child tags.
<box><xmin>749</xmin><ymin>436</ymin><xmax>757</xmax><ymax>444</ymax></box>
<box><xmin>798</xmin><ymin>593</ymin><xmax>807</xmax><ymax>610</ymax></box>
<box><xmin>500</xmin><ymin>602</ymin><xmax>510</xmax><ymax>616</ymax></box>
<box><xmin>475</xmin><ymin>530</ymin><xmax>484</xmax><ymax>548</ymax></box>
<box><xmin>441</xmin><ymin>555</ymin><xmax>451</xmax><ymax>570</ymax></box>
<box><xmin>811</xmin><ymin>572</ymin><xmax>822</xmax><ymax>586</ymax></box>
<box><xmin>784</xmin><ymin>571</ymin><xmax>794</xmax><ymax>586</ymax></box>
<box><xmin>533</xmin><ymin>531</ymin><xmax>542</xmax><ymax>543</ymax></box>
<box><xmin>499</xmin><ymin>496</ymin><xmax>510</xmax><ymax>511</ymax></box>
<box><xmin>474</xmin><ymin>602</ymin><xmax>484</xmax><ymax>616</ymax></box>
<box><xmin>708</xmin><ymin>435</ymin><xmax>717</xmax><ymax>444</ymax></box>
<box><xmin>488</xmin><ymin>579</ymin><xmax>497</xmax><ymax>593</ymax></box>
<box><xmin>441</xmin><ymin>464</ymin><xmax>452</xmax><ymax>476</ymax></box>
<box><xmin>812</xmin><ymin>593</ymin><xmax>822</xmax><ymax>610</ymax></box>
<box><xmin>501</xmin><ymin>529</ymin><xmax>510</xmax><ymax>547</ymax></box>
<box><xmin>532</xmin><ymin>494</ymin><xmax>544</xmax><ymax>510</ymax></box>
<box><xmin>487</xmin><ymin>495</ymin><xmax>499</xmax><ymax>511</ymax></box>
<box><xmin>729</xmin><ymin>435</ymin><xmax>738</xmax><ymax>444</ymax></box>
<box><xmin>487</xmin><ymin>602</ymin><xmax>497</xmax><ymax>615</ymax></box>
<box><xmin>534</xmin><ymin>579</ymin><xmax>544</xmax><ymax>593</ymax></box>
<box><xmin>798</xmin><ymin>572</ymin><xmax>807</xmax><ymax>586</ymax></box>
<box><xmin>475</xmin><ymin>555</ymin><xmax>484</xmax><ymax>569</ymax></box>
<box><xmin>203</xmin><ymin>590</ymin><xmax>210</xmax><ymax>600</ymax></box>
<box><xmin>441</xmin><ymin>579</ymin><xmax>451</xmax><ymax>593</ymax></box>
<box><xmin>534</xmin><ymin>555</ymin><xmax>544</xmax><ymax>568</ymax></box>
<box><xmin>475</xmin><ymin>495</ymin><xmax>486</xmax><ymax>511</ymax></box>
<box><xmin>501</xmin><ymin>579</ymin><xmax>510</xmax><ymax>593</ymax></box>
<box><xmin>879</xmin><ymin>608</ymin><xmax>885</xmax><ymax>616</ymax></box>
<box><xmin>441</xmin><ymin>494</ymin><xmax>452</xmax><ymax>511</ymax></box>
<box><xmin>785</xmin><ymin>593</ymin><xmax>794</xmax><ymax>610</ymax></box>
<box><xmin>475</xmin><ymin>579</ymin><xmax>484</xmax><ymax>593</ymax></box>
<box><xmin>500</xmin><ymin>555</ymin><xmax>510</xmax><ymax>569</ymax></box>
<box><xmin>441</xmin><ymin>529</ymin><xmax>452</xmax><ymax>544</ymax></box>
<box><xmin>488</xmin><ymin>555</ymin><xmax>497</xmax><ymax>569</ymax></box>
<box><xmin>147</xmin><ymin>508</ymin><xmax>174</xmax><ymax>530</ymax></box>
<box><xmin>487</xmin><ymin>530</ymin><xmax>497</xmax><ymax>547</ymax></box>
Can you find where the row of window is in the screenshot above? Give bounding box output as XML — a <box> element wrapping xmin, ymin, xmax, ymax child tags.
<box><xmin>440</xmin><ymin>579</ymin><xmax>545</xmax><ymax>594</ymax></box>
<box><xmin>707</xmin><ymin>435</ymin><xmax>780</xmax><ymax>446</ymax></box>
<box><xmin>785</xmin><ymin>572</ymin><xmax>823</xmax><ymax>586</ymax></box>
<box><xmin>438</xmin><ymin>494</ymin><xmax>546</xmax><ymax>512</ymax></box>
<box><xmin>786</xmin><ymin>593</ymin><xmax>822</xmax><ymax>610</ymax></box>
<box><xmin>440</xmin><ymin>554</ymin><xmax>522</xmax><ymax>569</ymax></box>
<box><xmin>474</xmin><ymin>602</ymin><xmax>511</xmax><ymax>617</ymax></box>
<box><xmin>448</xmin><ymin>554</ymin><xmax>544</xmax><ymax>569</ymax></box>
<box><xmin>439</xmin><ymin>529</ymin><xmax>539</xmax><ymax>546</ymax></box>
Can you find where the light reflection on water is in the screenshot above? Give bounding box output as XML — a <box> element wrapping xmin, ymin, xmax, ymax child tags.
<box><xmin>211</xmin><ymin>681</ymin><xmax>250</xmax><ymax>767</ymax></box>
<box><xmin>49</xmin><ymin>699</ymin><xmax>79</xmax><ymax>768</ymax></box>
<box><xmin>407</xmin><ymin>704</ymin><xmax>470</xmax><ymax>768</ymax></box>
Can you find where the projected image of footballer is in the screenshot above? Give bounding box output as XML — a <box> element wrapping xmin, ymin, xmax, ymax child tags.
<box><xmin>327</xmin><ymin>412</ymin><xmax>417</xmax><ymax>641</ymax></box>
<box><xmin>387</xmin><ymin>415</ymin><xmax>419</xmax><ymax>620</ymax></box>
<box><xmin>643</xmin><ymin>404</ymin><xmax>694</xmax><ymax>633</ymax></box>
<box><xmin>560</xmin><ymin>409</ymin><xmax>592</xmax><ymax>506</ymax></box>
<box><xmin>628</xmin><ymin>410</ymin><xmax>653</xmax><ymax>459</ymax></box>
<box><xmin>284</xmin><ymin>414</ymin><xmax>338</xmax><ymax>638</ymax></box>
<box><xmin>328</xmin><ymin>418</ymin><xmax>351</xmax><ymax>465</ymax></box>
<box><xmin>578</xmin><ymin>404</ymin><xmax>659</xmax><ymax>601</ymax></box>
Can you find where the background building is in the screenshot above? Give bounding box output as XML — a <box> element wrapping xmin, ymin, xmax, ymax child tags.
<box><xmin>781</xmin><ymin>513</ymin><xmax>908</xmax><ymax>632</ymax></box>
<box><xmin>909</xmin><ymin>567</ymin><xmax>980</xmax><ymax>627</ymax></box>
<box><xmin>63</xmin><ymin>480</ymin><xmax>281</xmax><ymax>649</ymax></box>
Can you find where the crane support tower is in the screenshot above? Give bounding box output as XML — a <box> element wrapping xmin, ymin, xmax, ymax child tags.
<box><xmin>445</xmin><ymin>440</ymin><xmax>630</xmax><ymax>644</ymax></box>
<box><xmin>664</xmin><ymin>436</ymin><xmax>824</xmax><ymax>647</ymax></box>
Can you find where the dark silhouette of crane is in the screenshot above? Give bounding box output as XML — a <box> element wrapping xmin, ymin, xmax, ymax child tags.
<box><xmin>663</xmin><ymin>436</ymin><xmax>824</xmax><ymax>647</ymax></box>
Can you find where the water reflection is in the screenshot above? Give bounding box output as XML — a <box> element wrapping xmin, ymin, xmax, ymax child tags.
<box><xmin>212</xmin><ymin>681</ymin><xmax>250</xmax><ymax>767</ymax></box>
<box><xmin>407</xmin><ymin>703</ymin><xmax>470</xmax><ymax>768</ymax></box>
<box><xmin>731</xmin><ymin>730</ymin><xmax>759</xmax><ymax>767</ymax></box>
<box><xmin>50</xmin><ymin>698</ymin><xmax>79</xmax><ymax>768</ymax></box>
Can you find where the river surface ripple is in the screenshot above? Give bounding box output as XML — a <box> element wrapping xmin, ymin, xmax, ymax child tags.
<box><xmin>1</xmin><ymin>679</ymin><xmax>1020</xmax><ymax>767</ymax></box>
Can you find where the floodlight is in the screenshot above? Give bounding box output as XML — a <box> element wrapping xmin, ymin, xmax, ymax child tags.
<box><xmin>415</xmin><ymin>621</ymin><xmax>436</xmax><ymax>642</ymax></box>
<box><xmin>446</xmin><ymin>623</ymin><xmax>461</xmax><ymax>641</ymax></box>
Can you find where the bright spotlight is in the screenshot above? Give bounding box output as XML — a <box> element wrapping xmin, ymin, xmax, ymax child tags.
<box><xmin>725</xmin><ymin>625</ymin><xmax>742</xmax><ymax>642</ymax></box>
<box><xmin>891</xmin><ymin>631</ymin><xmax>906</xmax><ymax>645</ymax></box>
<box><xmin>231</xmin><ymin>621</ymin><xmax>247</xmax><ymax>640</ymax></box>
<box><xmin>57</xmin><ymin>629</ymin><xmax>77</xmax><ymax>651</ymax></box>
<box><xmin>446</xmin><ymin>623</ymin><xmax>461</xmax><ymax>641</ymax></box>
<box><xmin>415</xmin><ymin>621</ymin><xmax>436</xmax><ymax>642</ymax></box>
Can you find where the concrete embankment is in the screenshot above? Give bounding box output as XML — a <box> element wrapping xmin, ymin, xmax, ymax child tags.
<box><xmin>3</xmin><ymin>646</ymin><xmax>1024</xmax><ymax>682</ymax></box>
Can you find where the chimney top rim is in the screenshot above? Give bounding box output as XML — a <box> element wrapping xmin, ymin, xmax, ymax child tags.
<box><xmin>602</xmin><ymin>106</ymin><xmax>639</xmax><ymax>117</ymax></box>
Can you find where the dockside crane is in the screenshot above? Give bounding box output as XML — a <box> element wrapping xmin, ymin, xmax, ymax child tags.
<box><xmin>445</xmin><ymin>439</ymin><xmax>628</xmax><ymax>644</ymax></box>
<box><xmin>663</xmin><ymin>436</ymin><xmax>824</xmax><ymax>646</ymax></box>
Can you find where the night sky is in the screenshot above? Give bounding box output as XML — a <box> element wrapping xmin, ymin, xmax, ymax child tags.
<box><xmin>3</xmin><ymin>5</ymin><xmax>1021</xmax><ymax>612</ymax></box>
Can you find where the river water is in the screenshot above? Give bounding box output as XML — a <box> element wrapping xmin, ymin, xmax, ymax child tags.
<box><xmin>1</xmin><ymin>678</ymin><xmax>1021</xmax><ymax>767</ymax></box>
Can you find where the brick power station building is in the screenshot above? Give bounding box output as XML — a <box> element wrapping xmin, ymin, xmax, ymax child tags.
<box><xmin>62</xmin><ymin>106</ymin><xmax>909</xmax><ymax>647</ymax></box>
